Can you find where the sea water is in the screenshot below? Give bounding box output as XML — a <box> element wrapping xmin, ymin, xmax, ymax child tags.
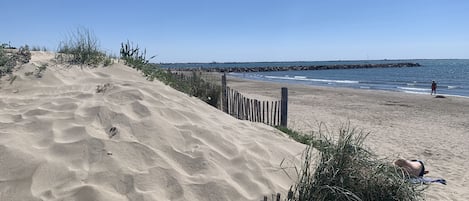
<box><xmin>161</xmin><ymin>59</ymin><xmax>469</xmax><ymax>98</ymax></box>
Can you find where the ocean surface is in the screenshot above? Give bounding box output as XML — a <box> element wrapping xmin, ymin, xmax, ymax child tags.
<box><xmin>161</xmin><ymin>59</ymin><xmax>469</xmax><ymax>98</ymax></box>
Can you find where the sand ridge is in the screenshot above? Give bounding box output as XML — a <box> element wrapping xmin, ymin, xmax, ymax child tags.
<box><xmin>0</xmin><ymin>52</ymin><xmax>305</xmax><ymax>201</ymax></box>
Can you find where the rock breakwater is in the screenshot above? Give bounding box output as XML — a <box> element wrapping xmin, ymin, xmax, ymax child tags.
<box><xmin>168</xmin><ymin>62</ymin><xmax>421</xmax><ymax>73</ymax></box>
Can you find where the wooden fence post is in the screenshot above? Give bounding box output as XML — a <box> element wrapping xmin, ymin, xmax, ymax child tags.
<box><xmin>262</xmin><ymin>101</ymin><xmax>265</xmax><ymax>124</ymax></box>
<box><xmin>273</xmin><ymin>101</ymin><xmax>278</xmax><ymax>126</ymax></box>
<box><xmin>243</xmin><ymin>97</ymin><xmax>247</xmax><ymax>120</ymax></box>
<box><xmin>256</xmin><ymin>100</ymin><xmax>260</xmax><ymax>122</ymax></box>
<box><xmin>254</xmin><ymin>100</ymin><xmax>258</xmax><ymax>122</ymax></box>
<box><xmin>280</xmin><ymin>87</ymin><xmax>288</xmax><ymax>127</ymax></box>
<box><xmin>246</xmin><ymin>98</ymin><xmax>251</xmax><ymax>121</ymax></box>
<box><xmin>222</xmin><ymin>74</ymin><xmax>228</xmax><ymax>113</ymax></box>
<box><xmin>250</xmin><ymin>99</ymin><xmax>254</xmax><ymax>121</ymax></box>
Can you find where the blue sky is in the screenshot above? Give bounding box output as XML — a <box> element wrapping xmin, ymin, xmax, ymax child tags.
<box><xmin>1</xmin><ymin>0</ymin><xmax>468</xmax><ymax>62</ymax></box>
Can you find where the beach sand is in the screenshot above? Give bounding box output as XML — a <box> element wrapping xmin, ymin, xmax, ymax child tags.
<box><xmin>0</xmin><ymin>52</ymin><xmax>305</xmax><ymax>201</ymax></box>
<box><xmin>227</xmin><ymin>76</ymin><xmax>469</xmax><ymax>201</ymax></box>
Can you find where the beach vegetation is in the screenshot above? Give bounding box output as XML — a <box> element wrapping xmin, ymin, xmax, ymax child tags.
<box><xmin>1</xmin><ymin>44</ymin><xmax>31</xmax><ymax>77</ymax></box>
<box><xmin>167</xmin><ymin>71</ymin><xmax>221</xmax><ymax>107</ymax></box>
<box><xmin>119</xmin><ymin>41</ymin><xmax>221</xmax><ymax>107</ymax></box>
<box><xmin>119</xmin><ymin>40</ymin><xmax>158</xmax><ymax>80</ymax></box>
<box><xmin>275</xmin><ymin>126</ymin><xmax>314</xmax><ymax>145</ymax></box>
<box><xmin>0</xmin><ymin>46</ymin><xmax>10</xmax><ymax>73</ymax></box>
<box><xmin>279</xmin><ymin>125</ymin><xmax>425</xmax><ymax>201</ymax></box>
<box><xmin>147</xmin><ymin>70</ymin><xmax>221</xmax><ymax>107</ymax></box>
<box><xmin>120</xmin><ymin>40</ymin><xmax>155</xmax><ymax>70</ymax></box>
<box><xmin>56</xmin><ymin>27</ymin><xmax>108</xmax><ymax>66</ymax></box>
<box><xmin>103</xmin><ymin>57</ymin><xmax>113</xmax><ymax>67</ymax></box>
<box><xmin>17</xmin><ymin>45</ymin><xmax>31</xmax><ymax>64</ymax></box>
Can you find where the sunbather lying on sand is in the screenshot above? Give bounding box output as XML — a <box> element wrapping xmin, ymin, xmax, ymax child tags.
<box><xmin>394</xmin><ymin>159</ymin><xmax>429</xmax><ymax>177</ymax></box>
<box><xmin>394</xmin><ymin>159</ymin><xmax>446</xmax><ymax>185</ymax></box>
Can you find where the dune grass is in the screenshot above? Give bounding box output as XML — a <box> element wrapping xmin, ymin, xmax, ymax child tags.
<box><xmin>278</xmin><ymin>125</ymin><xmax>425</xmax><ymax>201</ymax></box>
<box><xmin>276</xmin><ymin>126</ymin><xmax>316</xmax><ymax>145</ymax></box>
<box><xmin>119</xmin><ymin>42</ymin><xmax>221</xmax><ymax>107</ymax></box>
<box><xmin>149</xmin><ymin>70</ymin><xmax>222</xmax><ymax>108</ymax></box>
<box><xmin>57</xmin><ymin>27</ymin><xmax>109</xmax><ymax>66</ymax></box>
<box><xmin>165</xmin><ymin>71</ymin><xmax>221</xmax><ymax>107</ymax></box>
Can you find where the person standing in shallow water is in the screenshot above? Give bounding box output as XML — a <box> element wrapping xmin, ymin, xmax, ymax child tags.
<box><xmin>431</xmin><ymin>80</ymin><xmax>437</xmax><ymax>95</ymax></box>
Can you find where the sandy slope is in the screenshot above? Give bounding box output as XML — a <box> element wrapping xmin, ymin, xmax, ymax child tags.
<box><xmin>0</xmin><ymin>52</ymin><xmax>305</xmax><ymax>201</ymax></box>
<box><xmin>227</xmin><ymin>76</ymin><xmax>469</xmax><ymax>201</ymax></box>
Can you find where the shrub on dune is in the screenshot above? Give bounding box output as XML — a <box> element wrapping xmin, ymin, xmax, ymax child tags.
<box><xmin>120</xmin><ymin>40</ymin><xmax>155</xmax><ymax>71</ymax></box>
<box><xmin>1</xmin><ymin>44</ymin><xmax>31</xmax><ymax>77</ymax></box>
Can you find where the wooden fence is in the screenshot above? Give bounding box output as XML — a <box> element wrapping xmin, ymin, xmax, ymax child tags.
<box><xmin>166</xmin><ymin>71</ymin><xmax>288</xmax><ymax>127</ymax></box>
<box><xmin>221</xmin><ymin>74</ymin><xmax>288</xmax><ymax>127</ymax></box>
<box><xmin>225</xmin><ymin>86</ymin><xmax>282</xmax><ymax>125</ymax></box>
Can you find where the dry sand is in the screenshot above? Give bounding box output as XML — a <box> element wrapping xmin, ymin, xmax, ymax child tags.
<box><xmin>227</xmin><ymin>76</ymin><xmax>469</xmax><ymax>201</ymax></box>
<box><xmin>0</xmin><ymin>52</ymin><xmax>305</xmax><ymax>201</ymax></box>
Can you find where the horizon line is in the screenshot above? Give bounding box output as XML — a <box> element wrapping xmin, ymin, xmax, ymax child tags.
<box><xmin>155</xmin><ymin>58</ymin><xmax>469</xmax><ymax>64</ymax></box>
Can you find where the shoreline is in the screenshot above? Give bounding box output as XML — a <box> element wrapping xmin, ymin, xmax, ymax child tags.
<box><xmin>228</xmin><ymin>74</ymin><xmax>469</xmax><ymax>99</ymax></box>
<box><xmin>226</xmin><ymin>75</ymin><xmax>469</xmax><ymax>200</ymax></box>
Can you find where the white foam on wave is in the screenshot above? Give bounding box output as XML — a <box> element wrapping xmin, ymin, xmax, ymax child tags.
<box><xmin>334</xmin><ymin>80</ymin><xmax>360</xmax><ymax>84</ymax></box>
<box><xmin>400</xmin><ymin>90</ymin><xmax>429</xmax><ymax>95</ymax></box>
<box><xmin>397</xmin><ymin>87</ymin><xmax>430</xmax><ymax>92</ymax></box>
<box><xmin>265</xmin><ymin>76</ymin><xmax>359</xmax><ymax>84</ymax></box>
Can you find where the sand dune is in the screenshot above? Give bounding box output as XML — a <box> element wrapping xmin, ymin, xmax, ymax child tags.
<box><xmin>0</xmin><ymin>52</ymin><xmax>304</xmax><ymax>201</ymax></box>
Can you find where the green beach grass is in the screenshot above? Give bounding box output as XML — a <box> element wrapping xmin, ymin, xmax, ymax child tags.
<box><xmin>278</xmin><ymin>125</ymin><xmax>425</xmax><ymax>201</ymax></box>
<box><xmin>56</xmin><ymin>27</ymin><xmax>111</xmax><ymax>66</ymax></box>
<box><xmin>119</xmin><ymin>41</ymin><xmax>221</xmax><ymax>107</ymax></box>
